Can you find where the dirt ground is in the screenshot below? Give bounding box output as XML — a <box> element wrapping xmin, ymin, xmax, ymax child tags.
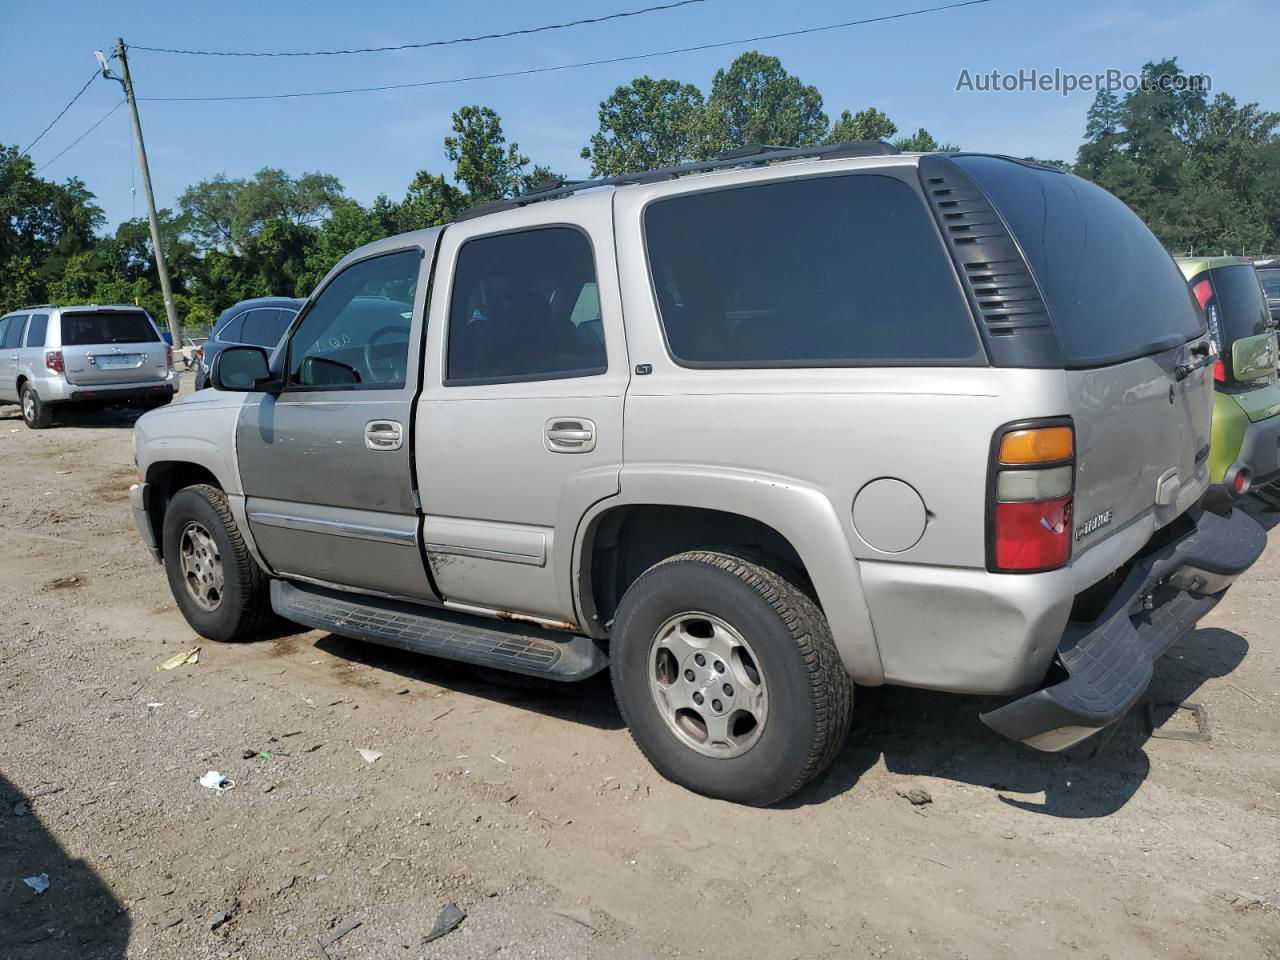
<box><xmin>1</xmin><ymin>376</ymin><xmax>1278</xmax><ymax>960</ymax></box>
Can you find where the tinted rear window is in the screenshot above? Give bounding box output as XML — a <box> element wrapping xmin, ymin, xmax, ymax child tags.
<box><xmin>953</xmin><ymin>156</ymin><xmax>1204</xmax><ymax>367</ymax></box>
<box><xmin>1256</xmin><ymin>269</ymin><xmax>1280</xmax><ymax>301</ymax></box>
<box><xmin>1210</xmin><ymin>264</ymin><xmax>1271</xmax><ymax>345</ymax></box>
<box><xmin>644</xmin><ymin>174</ymin><xmax>982</xmax><ymax>366</ymax></box>
<box><xmin>25</xmin><ymin>314</ymin><xmax>48</xmax><ymax>347</ymax></box>
<box><xmin>60</xmin><ymin>311</ymin><xmax>159</xmax><ymax>346</ymax></box>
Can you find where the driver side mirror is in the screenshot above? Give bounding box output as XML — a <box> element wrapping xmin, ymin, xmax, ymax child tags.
<box><xmin>211</xmin><ymin>345</ymin><xmax>281</xmax><ymax>393</ymax></box>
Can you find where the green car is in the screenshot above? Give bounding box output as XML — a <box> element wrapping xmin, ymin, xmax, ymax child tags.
<box><xmin>1177</xmin><ymin>256</ymin><xmax>1280</xmax><ymax>494</ymax></box>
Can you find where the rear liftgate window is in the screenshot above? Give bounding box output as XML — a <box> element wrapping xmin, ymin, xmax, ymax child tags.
<box><xmin>644</xmin><ymin>174</ymin><xmax>983</xmax><ymax>367</ymax></box>
<box><xmin>952</xmin><ymin>155</ymin><xmax>1205</xmax><ymax>367</ymax></box>
<box><xmin>60</xmin><ymin>311</ymin><xmax>160</xmax><ymax>346</ymax></box>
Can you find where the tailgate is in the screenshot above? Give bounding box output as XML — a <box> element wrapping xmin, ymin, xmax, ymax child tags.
<box><xmin>1065</xmin><ymin>344</ymin><xmax>1213</xmax><ymax>556</ymax></box>
<box><xmin>60</xmin><ymin>311</ymin><xmax>169</xmax><ymax>386</ymax></box>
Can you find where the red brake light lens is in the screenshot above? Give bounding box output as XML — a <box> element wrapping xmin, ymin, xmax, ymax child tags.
<box><xmin>989</xmin><ymin>421</ymin><xmax>1075</xmax><ymax>573</ymax></box>
<box><xmin>1192</xmin><ymin>279</ymin><xmax>1213</xmax><ymax>309</ymax></box>
<box><xmin>993</xmin><ymin>496</ymin><xmax>1073</xmax><ymax>571</ymax></box>
<box><xmin>1233</xmin><ymin>469</ymin><xmax>1251</xmax><ymax>495</ymax></box>
<box><xmin>165</xmin><ymin>346</ymin><xmax>174</xmax><ymax>368</ymax></box>
<box><xmin>1213</xmin><ymin>358</ymin><xmax>1226</xmax><ymax>382</ymax></box>
<box><xmin>45</xmin><ymin>350</ymin><xmax>64</xmax><ymax>374</ymax></box>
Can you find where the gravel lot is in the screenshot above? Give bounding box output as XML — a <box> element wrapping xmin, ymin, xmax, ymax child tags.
<box><xmin>1</xmin><ymin>376</ymin><xmax>1278</xmax><ymax>959</ymax></box>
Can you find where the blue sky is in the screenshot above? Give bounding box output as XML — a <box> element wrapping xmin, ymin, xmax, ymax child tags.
<box><xmin>2</xmin><ymin>0</ymin><xmax>1275</xmax><ymax>230</ymax></box>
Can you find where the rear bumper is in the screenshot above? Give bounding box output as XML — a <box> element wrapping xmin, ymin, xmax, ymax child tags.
<box><xmin>129</xmin><ymin>481</ymin><xmax>161</xmax><ymax>561</ymax></box>
<box><xmin>1229</xmin><ymin>410</ymin><xmax>1280</xmax><ymax>486</ymax></box>
<box><xmin>980</xmin><ymin>505</ymin><xmax>1266</xmax><ymax>750</ymax></box>
<box><xmin>40</xmin><ymin>372</ymin><xmax>177</xmax><ymax>404</ymax></box>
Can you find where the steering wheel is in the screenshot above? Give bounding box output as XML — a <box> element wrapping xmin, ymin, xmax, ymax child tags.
<box><xmin>363</xmin><ymin>325</ymin><xmax>408</xmax><ymax>382</ymax></box>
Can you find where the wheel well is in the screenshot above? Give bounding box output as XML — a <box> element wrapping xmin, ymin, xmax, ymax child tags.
<box><xmin>583</xmin><ymin>505</ymin><xmax>814</xmax><ymax>631</ymax></box>
<box><xmin>16</xmin><ymin>375</ymin><xmax>26</xmax><ymax>393</ymax></box>
<box><xmin>146</xmin><ymin>462</ymin><xmax>222</xmax><ymax>557</ymax></box>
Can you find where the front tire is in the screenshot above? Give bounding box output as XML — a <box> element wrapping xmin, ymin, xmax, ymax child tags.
<box><xmin>162</xmin><ymin>483</ymin><xmax>273</xmax><ymax>642</ymax></box>
<box><xmin>20</xmin><ymin>383</ymin><xmax>52</xmax><ymax>429</ymax></box>
<box><xmin>610</xmin><ymin>551</ymin><xmax>853</xmax><ymax>805</ymax></box>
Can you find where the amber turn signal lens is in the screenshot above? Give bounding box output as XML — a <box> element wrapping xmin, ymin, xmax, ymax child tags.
<box><xmin>999</xmin><ymin>427</ymin><xmax>1073</xmax><ymax>465</ymax></box>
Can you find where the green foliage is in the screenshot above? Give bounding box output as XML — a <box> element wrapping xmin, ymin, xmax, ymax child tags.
<box><xmin>705</xmin><ymin>52</ymin><xmax>828</xmax><ymax>152</ymax></box>
<box><xmin>893</xmin><ymin>128</ymin><xmax>959</xmax><ymax>153</ymax></box>
<box><xmin>444</xmin><ymin>106</ymin><xmax>529</xmax><ymax>202</ymax></box>
<box><xmin>581</xmin><ymin>76</ymin><xmax>710</xmax><ymax>176</ymax></box>
<box><xmin>826</xmin><ymin>108</ymin><xmax>898</xmax><ymax>144</ymax></box>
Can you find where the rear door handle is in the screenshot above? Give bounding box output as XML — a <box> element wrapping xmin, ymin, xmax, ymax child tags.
<box><xmin>545</xmin><ymin>418</ymin><xmax>596</xmax><ymax>453</ymax></box>
<box><xmin>365</xmin><ymin>420</ymin><xmax>403</xmax><ymax>451</ymax></box>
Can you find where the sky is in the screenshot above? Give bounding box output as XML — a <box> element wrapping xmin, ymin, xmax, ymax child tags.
<box><xmin>2</xmin><ymin>0</ymin><xmax>1275</xmax><ymax>231</ymax></box>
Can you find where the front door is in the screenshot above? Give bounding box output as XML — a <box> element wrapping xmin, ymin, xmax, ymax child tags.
<box><xmin>0</xmin><ymin>314</ymin><xmax>27</xmax><ymax>402</ymax></box>
<box><xmin>417</xmin><ymin>203</ymin><xmax>629</xmax><ymax>625</ymax></box>
<box><xmin>236</xmin><ymin>243</ymin><xmax>439</xmax><ymax>602</ymax></box>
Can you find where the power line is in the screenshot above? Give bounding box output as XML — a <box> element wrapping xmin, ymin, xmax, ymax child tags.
<box><xmin>129</xmin><ymin>0</ymin><xmax>708</xmax><ymax>57</ymax></box>
<box><xmin>139</xmin><ymin>0</ymin><xmax>993</xmax><ymax>103</ymax></box>
<box><xmin>21</xmin><ymin>69</ymin><xmax>102</xmax><ymax>154</ymax></box>
<box><xmin>37</xmin><ymin>100</ymin><xmax>127</xmax><ymax>173</ymax></box>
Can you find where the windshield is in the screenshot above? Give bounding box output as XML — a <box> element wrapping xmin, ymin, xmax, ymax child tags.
<box><xmin>59</xmin><ymin>311</ymin><xmax>160</xmax><ymax>346</ymax></box>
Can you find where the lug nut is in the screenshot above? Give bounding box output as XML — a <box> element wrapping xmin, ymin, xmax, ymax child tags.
<box><xmin>692</xmin><ymin>692</ymin><xmax>704</xmax><ymax>705</ymax></box>
<box><xmin>714</xmin><ymin>661</ymin><xmax>725</xmax><ymax>674</ymax></box>
<box><xmin>711</xmin><ymin>699</ymin><xmax>723</xmax><ymax>712</ymax></box>
<box><xmin>722</xmin><ymin>683</ymin><xmax>734</xmax><ymax>696</ymax></box>
<box><xmin>684</xmin><ymin>669</ymin><xmax>695</xmax><ymax>682</ymax></box>
<box><xmin>694</xmin><ymin>653</ymin><xmax>706</xmax><ymax>666</ymax></box>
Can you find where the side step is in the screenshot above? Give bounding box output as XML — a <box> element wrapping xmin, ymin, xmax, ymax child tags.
<box><xmin>270</xmin><ymin>580</ymin><xmax>608</xmax><ymax>681</ymax></box>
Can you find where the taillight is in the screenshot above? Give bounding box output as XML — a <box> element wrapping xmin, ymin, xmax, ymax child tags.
<box><xmin>988</xmin><ymin>420</ymin><xmax>1075</xmax><ymax>573</ymax></box>
<box><xmin>1233</xmin><ymin>468</ymin><xmax>1251</xmax><ymax>496</ymax></box>
<box><xmin>45</xmin><ymin>350</ymin><xmax>64</xmax><ymax>374</ymax></box>
<box><xmin>1214</xmin><ymin>358</ymin><xmax>1226</xmax><ymax>382</ymax></box>
<box><xmin>165</xmin><ymin>346</ymin><xmax>174</xmax><ymax>368</ymax></box>
<box><xmin>1192</xmin><ymin>279</ymin><xmax>1213</xmax><ymax>309</ymax></box>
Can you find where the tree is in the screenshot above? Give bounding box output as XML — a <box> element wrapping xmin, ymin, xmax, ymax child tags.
<box><xmin>705</xmin><ymin>52</ymin><xmax>827</xmax><ymax>153</ymax></box>
<box><xmin>397</xmin><ymin>171</ymin><xmax>466</xmax><ymax>230</ymax></box>
<box><xmin>826</xmin><ymin>107</ymin><xmax>897</xmax><ymax>144</ymax></box>
<box><xmin>581</xmin><ymin>76</ymin><xmax>709</xmax><ymax>175</ymax></box>
<box><xmin>178</xmin><ymin>168</ymin><xmax>344</xmax><ymax>252</ymax></box>
<box><xmin>893</xmin><ymin>128</ymin><xmax>958</xmax><ymax>152</ymax></box>
<box><xmin>444</xmin><ymin>106</ymin><xmax>529</xmax><ymax>202</ymax></box>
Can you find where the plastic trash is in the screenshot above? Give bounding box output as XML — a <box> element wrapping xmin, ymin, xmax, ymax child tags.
<box><xmin>356</xmin><ymin>749</ymin><xmax>382</xmax><ymax>764</ymax></box>
<box><xmin>157</xmin><ymin>647</ymin><xmax>201</xmax><ymax>671</ymax></box>
<box><xmin>199</xmin><ymin>770</ymin><xmax>235</xmax><ymax>793</ymax></box>
<box><xmin>23</xmin><ymin>874</ymin><xmax>49</xmax><ymax>895</ymax></box>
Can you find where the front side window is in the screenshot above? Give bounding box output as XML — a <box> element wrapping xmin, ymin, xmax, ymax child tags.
<box><xmin>446</xmin><ymin>227</ymin><xmax>606</xmax><ymax>384</ymax></box>
<box><xmin>288</xmin><ymin>250</ymin><xmax>419</xmax><ymax>389</ymax></box>
<box><xmin>644</xmin><ymin>174</ymin><xmax>982</xmax><ymax>367</ymax></box>
<box><xmin>25</xmin><ymin>314</ymin><xmax>48</xmax><ymax>347</ymax></box>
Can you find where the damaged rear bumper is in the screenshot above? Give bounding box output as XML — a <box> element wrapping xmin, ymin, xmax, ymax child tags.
<box><xmin>980</xmin><ymin>506</ymin><xmax>1266</xmax><ymax>751</ymax></box>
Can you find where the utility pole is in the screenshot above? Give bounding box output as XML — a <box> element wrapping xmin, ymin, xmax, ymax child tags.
<box><xmin>107</xmin><ymin>39</ymin><xmax>181</xmax><ymax>345</ymax></box>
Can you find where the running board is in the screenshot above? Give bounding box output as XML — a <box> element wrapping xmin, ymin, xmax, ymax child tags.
<box><xmin>270</xmin><ymin>580</ymin><xmax>607</xmax><ymax>681</ymax></box>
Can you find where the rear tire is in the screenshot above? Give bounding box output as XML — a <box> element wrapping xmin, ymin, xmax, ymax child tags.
<box><xmin>162</xmin><ymin>483</ymin><xmax>273</xmax><ymax>642</ymax></box>
<box><xmin>610</xmin><ymin>550</ymin><xmax>853</xmax><ymax>806</ymax></box>
<box><xmin>20</xmin><ymin>383</ymin><xmax>52</xmax><ymax>429</ymax></box>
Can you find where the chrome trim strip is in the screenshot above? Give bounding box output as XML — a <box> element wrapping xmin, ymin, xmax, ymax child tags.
<box><xmin>248</xmin><ymin>511</ymin><xmax>417</xmax><ymax>546</ymax></box>
<box><xmin>425</xmin><ymin>542</ymin><xmax>545</xmax><ymax>567</ymax></box>
<box><xmin>275</xmin><ymin>572</ymin><xmax>442</xmax><ymax>606</ymax></box>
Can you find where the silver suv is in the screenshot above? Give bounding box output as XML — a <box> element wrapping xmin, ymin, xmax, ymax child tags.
<box><xmin>0</xmin><ymin>305</ymin><xmax>176</xmax><ymax>428</ymax></box>
<box><xmin>129</xmin><ymin>143</ymin><xmax>1265</xmax><ymax>805</ymax></box>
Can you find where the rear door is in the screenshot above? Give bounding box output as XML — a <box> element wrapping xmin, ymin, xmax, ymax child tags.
<box><xmin>416</xmin><ymin>197</ymin><xmax>628</xmax><ymax>624</ymax></box>
<box><xmin>951</xmin><ymin>156</ymin><xmax>1213</xmax><ymax>556</ymax></box>
<box><xmin>58</xmin><ymin>309</ymin><xmax>169</xmax><ymax>385</ymax></box>
<box><xmin>236</xmin><ymin>244</ymin><xmax>438</xmax><ymax>602</ymax></box>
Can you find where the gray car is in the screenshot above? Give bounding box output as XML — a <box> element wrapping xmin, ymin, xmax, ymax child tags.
<box><xmin>130</xmin><ymin>143</ymin><xmax>1265</xmax><ymax>805</ymax></box>
<box><xmin>0</xmin><ymin>304</ymin><xmax>177</xmax><ymax>428</ymax></box>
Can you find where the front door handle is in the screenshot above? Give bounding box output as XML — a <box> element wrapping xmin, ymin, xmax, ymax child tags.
<box><xmin>365</xmin><ymin>420</ymin><xmax>403</xmax><ymax>451</ymax></box>
<box><xmin>545</xmin><ymin>418</ymin><xmax>596</xmax><ymax>453</ymax></box>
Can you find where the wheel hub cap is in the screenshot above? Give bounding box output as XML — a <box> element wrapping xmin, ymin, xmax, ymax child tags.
<box><xmin>22</xmin><ymin>392</ymin><xmax>34</xmax><ymax>419</ymax></box>
<box><xmin>648</xmin><ymin>612</ymin><xmax>768</xmax><ymax>759</ymax></box>
<box><xmin>178</xmin><ymin>521</ymin><xmax>224</xmax><ymax>612</ymax></box>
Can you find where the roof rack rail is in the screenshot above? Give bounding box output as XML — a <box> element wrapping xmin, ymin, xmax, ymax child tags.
<box><xmin>455</xmin><ymin>140</ymin><xmax>899</xmax><ymax>221</ymax></box>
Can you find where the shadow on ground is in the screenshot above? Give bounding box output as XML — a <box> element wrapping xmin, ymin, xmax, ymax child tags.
<box><xmin>787</xmin><ymin>626</ymin><xmax>1248</xmax><ymax>817</ymax></box>
<box><xmin>0</xmin><ymin>404</ymin><xmax>146</xmax><ymax>431</ymax></box>
<box><xmin>313</xmin><ymin>632</ymin><xmax>625</xmax><ymax>731</ymax></box>
<box><xmin>0</xmin><ymin>773</ymin><xmax>129</xmax><ymax>959</ymax></box>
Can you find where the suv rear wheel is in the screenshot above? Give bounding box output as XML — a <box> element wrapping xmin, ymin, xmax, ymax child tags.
<box><xmin>162</xmin><ymin>483</ymin><xmax>273</xmax><ymax>642</ymax></box>
<box><xmin>20</xmin><ymin>383</ymin><xmax>52</xmax><ymax>429</ymax></box>
<box><xmin>610</xmin><ymin>551</ymin><xmax>853</xmax><ymax>805</ymax></box>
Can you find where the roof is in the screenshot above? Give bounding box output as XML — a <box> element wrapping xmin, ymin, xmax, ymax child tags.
<box><xmin>218</xmin><ymin>296</ymin><xmax>306</xmax><ymax>316</ymax></box>
<box><xmin>5</xmin><ymin>303</ymin><xmax>152</xmax><ymax>314</ymax></box>
<box><xmin>1175</xmin><ymin>255</ymin><xmax>1251</xmax><ymax>278</ymax></box>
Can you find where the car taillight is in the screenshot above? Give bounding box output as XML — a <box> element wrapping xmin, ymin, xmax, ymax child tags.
<box><xmin>194</xmin><ymin>348</ymin><xmax>203</xmax><ymax>363</ymax></box>
<box><xmin>45</xmin><ymin>350</ymin><xmax>64</xmax><ymax>374</ymax></box>
<box><xmin>1192</xmin><ymin>279</ymin><xmax>1213</xmax><ymax>309</ymax></box>
<box><xmin>988</xmin><ymin>421</ymin><xmax>1075</xmax><ymax>573</ymax></box>
<box><xmin>1233</xmin><ymin>468</ymin><xmax>1251</xmax><ymax>495</ymax></box>
<box><xmin>165</xmin><ymin>345</ymin><xmax>174</xmax><ymax>368</ymax></box>
<box><xmin>1214</xmin><ymin>357</ymin><xmax>1226</xmax><ymax>382</ymax></box>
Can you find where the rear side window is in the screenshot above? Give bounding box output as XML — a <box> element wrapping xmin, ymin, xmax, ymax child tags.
<box><xmin>60</xmin><ymin>311</ymin><xmax>159</xmax><ymax>346</ymax></box>
<box><xmin>241</xmin><ymin>309</ymin><xmax>286</xmax><ymax>347</ymax></box>
<box><xmin>1</xmin><ymin>316</ymin><xmax>26</xmax><ymax>349</ymax></box>
<box><xmin>953</xmin><ymin>156</ymin><xmax>1204</xmax><ymax>367</ymax></box>
<box><xmin>25</xmin><ymin>314</ymin><xmax>48</xmax><ymax>347</ymax></box>
<box><xmin>1258</xmin><ymin>269</ymin><xmax>1280</xmax><ymax>301</ymax></box>
<box><xmin>217</xmin><ymin>313</ymin><xmax>245</xmax><ymax>343</ymax></box>
<box><xmin>644</xmin><ymin>174</ymin><xmax>982</xmax><ymax>367</ymax></box>
<box><xmin>446</xmin><ymin>227</ymin><xmax>606</xmax><ymax>384</ymax></box>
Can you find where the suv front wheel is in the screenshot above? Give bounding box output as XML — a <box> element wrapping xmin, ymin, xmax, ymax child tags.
<box><xmin>610</xmin><ymin>551</ymin><xmax>853</xmax><ymax>805</ymax></box>
<box><xmin>162</xmin><ymin>483</ymin><xmax>273</xmax><ymax>642</ymax></box>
